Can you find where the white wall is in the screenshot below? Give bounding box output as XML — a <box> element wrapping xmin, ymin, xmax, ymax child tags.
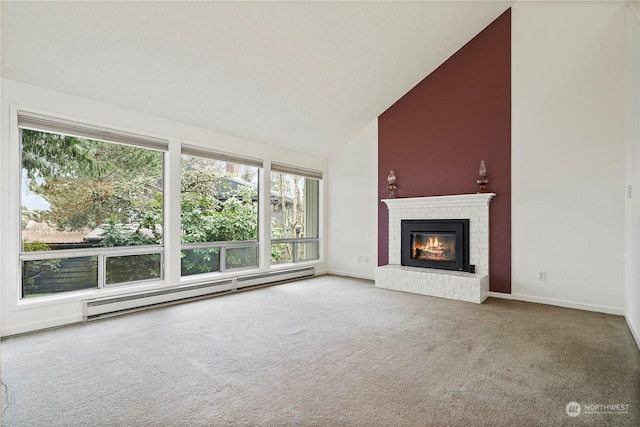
<box><xmin>0</xmin><ymin>79</ymin><xmax>328</xmax><ymax>336</ymax></box>
<box><xmin>626</xmin><ymin>2</ymin><xmax>640</xmax><ymax>348</ymax></box>
<box><xmin>327</xmin><ymin>120</ymin><xmax>378</xmax><ymax>280</ymax></box>
<box><xmin>1</xmin><ymin>4</ymin><xmax>4</xmax><ymax>418</ymax></box>
<box><xmin>511</xmin><ymin>2</ymin><xmax>627</xmax><ymax>314</ymax></box>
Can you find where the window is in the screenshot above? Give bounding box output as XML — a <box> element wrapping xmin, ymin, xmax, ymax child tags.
<box><xmin>16</xmin><ymin>110</ymin><xmax>323</xmax><ymax>302</ymax></box>
<box><xmin>180</xmin><ymin>147</ymin><xmax>262</xmax><ymax>276</ymax></box>
<box><xmin>19</xmin><ymin>111</ymin><xmax>167</xmax><ymax>298</ymax></box>
<box><xmin>270</xmin><ymin>164</ymin><xmax>321</xmax><ymax>264</ymax></box>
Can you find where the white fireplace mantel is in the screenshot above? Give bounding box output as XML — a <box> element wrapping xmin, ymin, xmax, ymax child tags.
<box><xmin>376</xmin><ymin>193</ymin><xmax>495</xmax><ymax>304</ymax></box>
<box><xmin>382</xmin><ymin>193</ymin><xmax>495</xmax><ymax>208</ymax></box>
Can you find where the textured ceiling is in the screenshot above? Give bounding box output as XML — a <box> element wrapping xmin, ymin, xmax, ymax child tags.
<box><xmin>1</xmin><ymin>1</ymin><xmax>512</xmax><ymax>157</ymax></box>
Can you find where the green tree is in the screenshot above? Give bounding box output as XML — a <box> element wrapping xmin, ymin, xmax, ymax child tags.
<box><xmin>180</xmin><ymin>169</ymin><xmax>259</xmax><ymax>274</ymax></box>
<box><xmin>21</xmin><ymin>129</ymin><xmax>98</xmax><ymax>181</ymax></box>
<box><xmin>22</xmin><ymin>130</ymin><xmax>163</xmax><ymax>233</ymax></box>
<box><xmin>180</xmin><ymin>156</ymin><xmax>258</xmax><ymax>243</ymax></box>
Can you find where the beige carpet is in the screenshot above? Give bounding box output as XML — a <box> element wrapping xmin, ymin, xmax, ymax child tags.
<box><xmin>1</xmin><ymin>275</ymin><xmax>639</xmax><ymax>426</ymax></box>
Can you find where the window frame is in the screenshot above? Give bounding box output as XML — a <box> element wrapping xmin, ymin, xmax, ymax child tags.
<box><xmin>17</xmin><ymin>111</ymin><xmax>168</xmax><ymax>299</ymax></box>
<box><xmin>270</xmin><ymin>164</ymin><xmax>322</xmax><ymax>265</ymax></box>
<box><xmin>179</xmin><ymin>147</ymin><xmax>263</xmax><ymax>276</ymax></box>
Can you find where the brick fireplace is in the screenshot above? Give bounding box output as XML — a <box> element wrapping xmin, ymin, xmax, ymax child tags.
<box><xmin>376</xmin><ymin>193</ymin><xmax>495</xmax><ymax>303</ymax></box>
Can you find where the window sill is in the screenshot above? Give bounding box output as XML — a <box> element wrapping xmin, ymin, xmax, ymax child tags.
<box><xmin>179</xmin><ymin>267</ymin><xmax>262</xmax><ymax>286</ymax></box>
<box><xmin>13</xmin><ymin>279</ymin><xmax>168</xmax><ymax>311</ymax></box>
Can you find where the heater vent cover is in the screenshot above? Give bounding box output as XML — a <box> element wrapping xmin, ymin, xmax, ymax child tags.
<box><xmin>83</xmin><ymin>267</ymin><xmax>314</xmax><ymax>321</ymax></box>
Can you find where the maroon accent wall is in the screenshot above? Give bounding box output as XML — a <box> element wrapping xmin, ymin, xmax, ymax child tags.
<box><xmin>378</xmin><ymin>9</ymin><xmax>511</xmax><ymax>293</ymax></box>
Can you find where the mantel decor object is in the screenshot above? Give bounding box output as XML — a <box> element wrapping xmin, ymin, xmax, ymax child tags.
<box><xmin>477</xmin><ymin>160</ymin><xmax>488</xmax><ymax>193</ymax></box>
<box><xmin>387</xmin><ymin>170</ymin><xmax>397</xmax><ymax>199</ymax></box>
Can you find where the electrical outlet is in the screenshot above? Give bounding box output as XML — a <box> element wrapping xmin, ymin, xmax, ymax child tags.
<box><xmin>365</xmin><ymin>256</ymin><xmax>369</xmax><ymax>263</ymax></box>
<box><xmin>538</xmin><ymin>272</ymin><xmax>547</xmax><ymax>281</ymax></box>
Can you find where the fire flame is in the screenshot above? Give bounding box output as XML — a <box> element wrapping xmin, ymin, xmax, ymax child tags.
<box><xmin>414</xmin><ymin>237</ymin><xmax>445</xmax><ymax>255</ymax></box>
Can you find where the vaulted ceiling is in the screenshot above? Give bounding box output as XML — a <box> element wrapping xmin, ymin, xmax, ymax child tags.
<box><xmin>1</xmin><ymin>1</ymin><xmax>512</xmax><ymax>157</ymax></box>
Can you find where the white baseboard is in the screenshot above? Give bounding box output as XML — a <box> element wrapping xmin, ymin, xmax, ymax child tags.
<box><xmin>487</xmin><ymin>291</ymin><xmax>625</xmax><ymax>316</ymax></box>
<box><xmin>1</xmin><ymin>314</ymin><xmax>82</xmax><ymax>337</ymax></box>
<box><xmin>313</xmin><ymin>267</ymin><xmax>329</xmax><ymax>276</ymax></box>
<box><xmin>625</xmin><ymin>315</ymin><xmax>640</xmax><ymax>350</ymax></box>
<box><xmin>327</xmin><ymin>270</ymin><xmax>375</xmax><ymax>281</ymax></box>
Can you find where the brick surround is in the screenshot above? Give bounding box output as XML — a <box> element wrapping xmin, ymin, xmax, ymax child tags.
<box><xmin>376</xmin><ymin>193</ymin><xmax>495</xmax><ymax>303</ymax></box>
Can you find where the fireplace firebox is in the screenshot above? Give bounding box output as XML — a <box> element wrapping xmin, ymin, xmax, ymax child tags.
<box><xmin>401</xmin><ymin>219</ymin><xmax>470</xmax><ymax>272</ymax></box>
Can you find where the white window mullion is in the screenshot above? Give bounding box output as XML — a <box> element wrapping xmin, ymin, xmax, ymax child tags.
<box><xmin>259</xmin><ymin>161</ymin><xmax>272</xmax><ymax>270</ymax></box>
<box><xmin>165</xmin><ymin>139</ymin><xmax>183</xmax><ymax>285</ymax></box>
<box><xmin>220</xmin><ymin>247</ymin><xmax>227</xmax><ymax>273</ymax></box>
<box><xmin>98</xmin><ymin>254</ymin><xmax>106</xmax><ymax>289</ymax></box>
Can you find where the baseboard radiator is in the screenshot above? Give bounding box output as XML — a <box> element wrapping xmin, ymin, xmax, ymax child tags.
<box><xmin>83</xmin><ymin>267</ymin><xmax>315</xmax><ymax>321</ymax></box>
